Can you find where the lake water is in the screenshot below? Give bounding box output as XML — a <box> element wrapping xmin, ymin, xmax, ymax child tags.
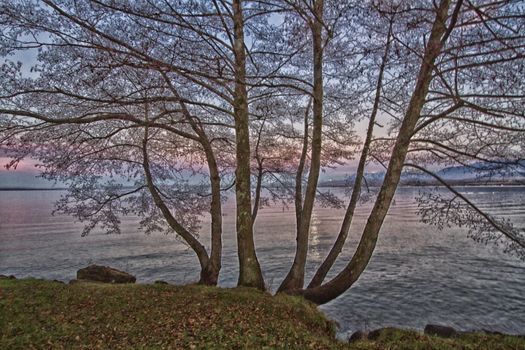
<box><xmin>1</xmin><ymin>187</ymin><xmax>524</xmax><ymax>337</ymax></box>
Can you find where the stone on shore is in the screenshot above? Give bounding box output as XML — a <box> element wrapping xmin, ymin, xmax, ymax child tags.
<box><xmin>482</xmin><ymin>329</ymin><xmax>504</xmax><ymax>335</ymax></box>
<box><xmin>348</xmin><ymin>330</ymin><xmax>367</xmax><ymax>343</ymax></box>
<box><xmin>424</xmin><ymin>324</ymin><xmax>458</xmax><ymax>338</ymax></box>
<box><xmin>76</xmin><ymin>265</ymin><xmax>136</xmax><ymax>284</ymax></box>
<box><xmin>0</xmin><ymin>274</ymin><xmax>16</xmax><ymax>280</ymax></box>
<box><xmin>367</xmin><ymin>327</ymin><xmax>400</xmax><ymax>340</ymax></box>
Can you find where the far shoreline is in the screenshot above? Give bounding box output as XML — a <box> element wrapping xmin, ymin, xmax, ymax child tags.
<box><xmin>0</xmin><ymin>187</ymin><xmax>68</xmax><ymax>191</ymax></box>
<box><xmin>2</xmin><ymin>184</ymin><xmax>525</xmax><ymax>191</ymax></box>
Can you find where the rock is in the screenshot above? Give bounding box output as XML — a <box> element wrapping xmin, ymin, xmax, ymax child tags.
<box><xmin>52</xmin><ymin>279</ymin><xmax>65</xmax><ymax>284</ymax></box>
<box><xmin>0</xmin><ymin>274</ymin><xmax>16</xmax><ymax>280</ymax></box>
<box><xmin>69</xmin><ymin>279</ymin><xmax>101</xmax><ymax>285</ymax></box>
<box><xmin>367</xmin><ymin>327</ymin><xmax>399</xmax><ymax>340</ymax></box>
<box><xmin>348</xmin><ymin>330</ymin><xmax>367</xmax><ymax>343</ymax></box>
<box><xmin>76</xmin><ymin>265</ymin><xmax>136</xmax><ymax>284</ymax></box>
<box><xmin>482</xmin><ymin>329</ymin><xmax>504</xmax><ymax>335</ymax></box>
<box><xmin>154</xmin><ymin>280</ymin><xmax>168</xmax><ymax>285</ymax></box>
<box><xmin>424</xmin><ymin>324</ymin><xmax>458</xmax><ymax>338</ymax></box>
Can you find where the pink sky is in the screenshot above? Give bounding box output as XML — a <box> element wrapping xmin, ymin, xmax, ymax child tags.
<box><xmin>0</xmin><ymin>157</ymin><xmax>52</xmax><ymax>188</ymax></box>
<box><xmin>0</xmin><ymin>156</ymin><xmax>372</xmax><ymax>189</ymax></box>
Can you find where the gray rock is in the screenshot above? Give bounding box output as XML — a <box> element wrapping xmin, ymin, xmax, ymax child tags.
<box><xmin>348</xmin><ymin>330</ymin><xmax>367</xmax><ymax>343</ymax></box>
<box><xmin>77</xmin><ymin>265</ymin><xmax>136</xmax><ymax>284</ymax></box>
<box><xmin>424</xmin><ymin>324</ymin><xmax>458</xmax><ymax>338</ymax></box>
<box><xmin>367</xmin><ymin>327</ymin><xmax>399</xmax><ymax>340</ymax></box>
<box><xmin>154</xmin><ymin>280</ymin><xmax>169</xmax><ymax>285</ymax></box>
<box><xmin>0</xmin><ymin>274</ymin><xmax>16</xmax><ymax>280</ymax></box>
<box><xmin>482</xmin><ymin>329</ymin><xmax>504</xmax><ymax>335</ymax></box>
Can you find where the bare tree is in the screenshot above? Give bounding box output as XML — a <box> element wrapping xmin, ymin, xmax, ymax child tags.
<box><xmin>294</xmin><ymin>0</ymin><xmax>525</xmax><ymax>303</ymax></box>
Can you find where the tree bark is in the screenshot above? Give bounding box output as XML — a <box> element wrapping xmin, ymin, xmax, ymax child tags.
<box><xmin>160</xmin><ymin>72</ymin><xmax>222</xmax><ymax>285</ymax></box>
<box><xmin>252</xmin><ymin>159</ymin><xmax>264</xmax><ymax>223</ymax></box>
<box><xmin>294</xmin><ymin>98</ymin><xmax>312</xmax><ymax>231</ymax></box>
<box><xmin>252</xmin><ymin>118</ymin><xmax>266</xmax><ymax>224</ymax></box>
<box><xmin>278</xmin><ymin>0</ymin><xmax>324</xmax><ymax>293</ymax></box>
<box><xmin>296</xmin><ymin>0</ymin><xmax>453</xmax><ymax>304</ymax></box>
<box><xmin>200</xmin><ymin>139</ymin><xmax>223</xmax><ymax>285</ymax></box>
<box><xmin>232</xmin><ymin>0</ymin><xmax>265</xmax><ymax>290</ymax></box>
<box><xmin>141</xmin><ymin>129</ymin><xmax>210</xmax><ymax>280</ymax></box>
<box><xmin>308</xmin><ymin>19</ymin><xmax>393</xmax><ymax>288</ymax></box>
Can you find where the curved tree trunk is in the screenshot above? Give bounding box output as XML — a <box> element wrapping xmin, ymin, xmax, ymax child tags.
<box><xmin>295</xmin><ymin>0</ymin><xmax>453</xmax><ymax>304</ymax></box>
<box><xmin>142</xmin><ymin>129</ymin><xmax>210</xmax><ymax>279</ymax></box>
<box><xmin>160</xmin><ymin>71</ymin><xmax>223</xmax><ymax>285</ymax></box>
<box><xmin>200</xmin><ymin>142</ymin><xmax>223</xmax><ymax>285</ymax></box>
<box><xmin>294</xmin><ymin>97</ymin><xmax>312</xmax><ymax>233</ymax></box>
<box><xmin>252</xmin><ymin>159</ymin><xmax>264</xmax><ymax>223</ymax></box>
<box><xmin>232</xmin><ymin>0</ymin><xmax>265</xmax><ymax>290</ymax></box>
<box><xmin>252</xmin><ymin>119</ymin><xmax>267</xmax><ymax>224</ymax></box>
<box><xmin>278</xmin><ymin>0</ymin><xmax>324</xmax><ymax>293</ymax></box>
<box><xmin>308</xmin><ymin>19</ymin><xmax>393</xmax><ymax>289</ymax></box>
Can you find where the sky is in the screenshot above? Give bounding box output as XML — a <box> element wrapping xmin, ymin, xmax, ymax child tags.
<box><xmin>0</xmin><ymin>153</ymin><xmax>66</xmax><ymax>188</ymax></box>
<box><xmin>0</xmin><ymin>33</ymin><xmax>383</xmax><ymax>189</ymax></box>
<box><xmin>1</xmin><ymin>47</ymin><xmax>45</xmax><ymax>188</ymax></box>
<box><xmin>0</xmin><ymin>155</ymin><xmax>368</xmax><ymax>189</ymax></box>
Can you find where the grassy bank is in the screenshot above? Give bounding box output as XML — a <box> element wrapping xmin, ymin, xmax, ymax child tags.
<box><xmin>1</xmin><ymin>279</ymin><xmax>523</xmax><ymax>349</ymax></box>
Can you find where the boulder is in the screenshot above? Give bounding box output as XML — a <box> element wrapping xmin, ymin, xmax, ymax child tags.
<box><xmin>348</xmin><ymin>330</ymin><xmax>367</xmax><ymax>343</ymax></box>
<box><xmin>367</xmin><ymin>327</ymin><xmax>399</xmax><ymax>340</ymax></box>
<box><xmin>424</xmin><ymin>324</ymin><xmax>458</xmax><ymax>338</ymax></box>
<box><xmin>154</xmin><ymin>280</ymin><xmax>169</xmax><ymax>285</ymax></box>
<box><xmin>76</xmin><ymin>265</ymin><xmax>136</xmax><ymax>284</ymax></box>
<box><xmin>69</xmin><ymin>279</ymin><xmax>97</xmax><ymax>285</ymax></box>
<box><xmin>482</xmin><ymin>329</ymin><xmax>504</xmax><ymax>336</ymax></box>
<box><xmin>0</xmin><ymin>274</ymin><xmax>16</xmax><ymax>280</ymax></box>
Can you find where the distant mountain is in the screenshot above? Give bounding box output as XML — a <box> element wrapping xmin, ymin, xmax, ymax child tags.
<box><xmin>319</xmin><ymin>162</ymin><xmax>525</xmax><ymax>187</ymax></box>
<box><xmin>436</xmin><ymin>161</ymin><xmax>525</xmax><ymax>180</ymax></box>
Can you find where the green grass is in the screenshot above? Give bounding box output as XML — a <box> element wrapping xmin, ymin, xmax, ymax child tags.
<box><xmin>1</xmin><ymin>279</ymin><xmax>523</xmax><ymax>349</ymax></box>
<box><xmin>348</xmin><ymin>328</ymin><xmax>525</xmax><ymax>350</ymax></box>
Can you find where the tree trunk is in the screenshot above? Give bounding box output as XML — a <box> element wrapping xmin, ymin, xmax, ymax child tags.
<box><xmin>278</xmin><ymin>0</ymin><xmax>324</xmax><ymax>293</ymax></box>
<box><xmin>296</xmin><ymin>0</ymin><xmax>453</xmax><ymax>304</ymax></box>
<box><xmin>294</xmin><ymin>98</ymin><xmax>312</xmax><ymax>231</ymax></box>
<box><xmin>252</xmin><ymin>119</ymin><xmax>267</xmax><ymax>224</ymax></box>
<box><xmin>252</xmin><ymin>159</ymin><xmax>263</xmax><ymax>223</ymax></box>
<box><xmin>141</xmin><ymin>130</ymin><xmax>210</xmax><ymax>277</ymax></box>
<box><xmin>232</xmin><ymin>0</ymin><xmax>265</xmax><ymax>290</ymax></box>
<box><xmin>200</xmin><ymin>141</ymin><xmax>223</xmax><ymax>285</ymax></box>
<box><xmin>308</xmin><ymin>20</ymin><xmax>393</xmax><ymax>288</ymax></box>
<box><xmin>160</xmin><ymin>72</ymin><xmax>222</xmax><ymax>285</ymax></box>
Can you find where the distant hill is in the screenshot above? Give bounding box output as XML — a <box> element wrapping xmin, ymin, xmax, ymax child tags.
<box><xmin>319</xmin><ymin>162</ymin><xmax>525</xmax><ymax>187</ymax></box>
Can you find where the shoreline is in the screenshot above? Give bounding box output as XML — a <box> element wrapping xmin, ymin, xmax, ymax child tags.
<box><xmin>2</xmin><ymin>183</ymin><xmax>525</xmax><ymax>191</ymax></box>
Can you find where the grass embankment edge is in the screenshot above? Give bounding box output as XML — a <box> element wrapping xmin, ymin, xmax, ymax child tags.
<box><xmin>1</xmin><ymin>279</ymin><xmax>523</xmax><ymax>349</ymax></box>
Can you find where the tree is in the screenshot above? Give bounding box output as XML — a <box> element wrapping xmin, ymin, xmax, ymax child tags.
<box><xmin>0</xmin><ymin>0</ymin><xmax>241</xmax><ymax>285</ymax></box>
<box><xmin>293</xmin><ymin>0</ymin><xmax>525</xmax><ymax>303</ymax></box>
<box><xmin>1</xmin><ymin>0</ymin><xmax>523</xmax><ymax>303</ymax></box>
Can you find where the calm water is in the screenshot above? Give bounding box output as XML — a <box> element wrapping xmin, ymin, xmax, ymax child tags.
<box><xmin>1</xmin><ymin>187</ymin><xmax>524</xmax><ymax>337</ymax></box>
